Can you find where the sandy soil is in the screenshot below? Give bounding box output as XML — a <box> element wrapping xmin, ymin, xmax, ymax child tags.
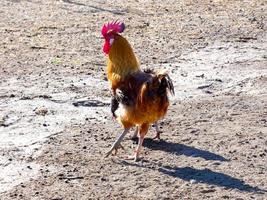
<box><xmin>0</xmin><ymin>0</ymin><xmax>267</xmax><ymax>199</ymax></box>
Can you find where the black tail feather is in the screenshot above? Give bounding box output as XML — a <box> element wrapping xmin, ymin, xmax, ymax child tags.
<box><xmin>158</xmin><ymin>74</ymin><xmax>175</xmax><ymax>96</ymax></box>
<box><xmin>165</xmin><ymin>74</ymin><xmax>175</xmax><ymax>95</ymax></box>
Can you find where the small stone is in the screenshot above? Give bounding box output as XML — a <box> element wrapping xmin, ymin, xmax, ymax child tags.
<box><xmin>35</xmin><ymin>107</ymin><xmax>48</xmax><ymax>116</ymax></box>
<box><xmin>190</xmin><ymin>179</ymin><xmax>197</xmax><ymax>184</ymax></box>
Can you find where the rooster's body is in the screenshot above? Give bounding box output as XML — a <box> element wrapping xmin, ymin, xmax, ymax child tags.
<box><xmin>101</xmin><ymin>21</ymin><xmax>174</xmax><ymax>161</ymax></box>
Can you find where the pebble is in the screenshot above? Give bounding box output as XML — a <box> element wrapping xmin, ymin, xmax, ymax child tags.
<box><xmin>190</xmin><ymin>179</ymin><xmax>197</xmax><ymax>184</ymax></box>
<box><xmin>35</xmin><ymin>107</ymin><xmax>48</xmax><ymax>116</ymax></box>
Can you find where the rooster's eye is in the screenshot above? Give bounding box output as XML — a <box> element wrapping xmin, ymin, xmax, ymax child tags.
<box><xmin>110</xmin><ymin>38</ymin><xmax>114</xmax><ymax>45</ymax></box>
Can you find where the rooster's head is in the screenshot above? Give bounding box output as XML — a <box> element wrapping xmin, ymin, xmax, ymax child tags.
<box><xmin>101</xmin><ymin>21</ymin><xmax>125</xmax><ymax>54</ymax></box>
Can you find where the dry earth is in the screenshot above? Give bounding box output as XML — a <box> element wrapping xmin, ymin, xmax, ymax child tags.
<box><xmin>0</xmin><ymin>0</ymin><xmax>267</xmax><ymax>199</ymax></box>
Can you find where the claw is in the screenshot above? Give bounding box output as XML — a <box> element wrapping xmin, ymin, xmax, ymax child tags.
<box><xmin>105</xmin><ymin>149</ymin><xmax>113</xmax><ymax>158</ymax></box>
<box><xmin>105</xmin><ymin>143</ymin><xmax>124</xmax><ymax>157</ymax></box>
<box><xmin>105</xmin><ymin>128</ymin><xmax>129</xmax><ymax>158</ymax></box>
<box><xmin>152</xmin><ymin>131</ymin><xmax>162</xmax><ymax>140</ymax></box>
<box><xmin>125</xmin><ymin>155</ymin><xmax>139</xmax><ymax>162</ymax></box>
<box><xmin>124</xmin><ymin>151</ymin><xmax>140</xmax><ymax>162</ymax></box>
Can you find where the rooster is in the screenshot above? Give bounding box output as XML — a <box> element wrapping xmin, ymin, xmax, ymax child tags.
<box><xmin>101</xmin><ymin>21</ymin><xmax>174</xmax><ymax>161</ymax></box>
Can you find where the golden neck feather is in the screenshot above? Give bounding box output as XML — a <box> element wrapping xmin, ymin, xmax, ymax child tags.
<box><xmin>107</xmin><ymin>34</ymin><xmax>140</xmax><ymax>82</ymax></box>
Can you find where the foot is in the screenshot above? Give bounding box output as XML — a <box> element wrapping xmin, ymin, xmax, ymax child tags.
<box><xmin>105</xmin><ymin>128</ymin><xmax>130</xmax><ymax>158</ymax></box>
<box><xmin>124</xmin><ymin>153</ymin><xmax>140</xmax><ymax>162</ymax></box>
<box><xmin>152</xmin><ymin>131</ymin><xmax>162</xmax><ymax>140</ymax></box>
<box><xmin>105</xmin><ymin>143</ymin><xmax>124</xmax><ymax>158</ymax></box>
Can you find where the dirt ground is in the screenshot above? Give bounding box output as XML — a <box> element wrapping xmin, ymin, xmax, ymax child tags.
<box><xmin>0</xmin><ymin>0</ymin><xmax>267</xmax><ymax>199</ymax></box>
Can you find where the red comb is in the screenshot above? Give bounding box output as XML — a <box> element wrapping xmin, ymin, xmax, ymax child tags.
<box><xmin>101</xmin><ymin>21</ymin><xmax>125</xmax><ymax>36</ymax></box>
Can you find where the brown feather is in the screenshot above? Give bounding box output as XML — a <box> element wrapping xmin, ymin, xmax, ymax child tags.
<box><xmin>105</xmin><ymin>33</ymin><xmax>174</xmax><ymax>127</ymax></box>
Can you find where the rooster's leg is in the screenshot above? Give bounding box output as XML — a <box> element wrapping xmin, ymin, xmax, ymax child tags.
<box><xmin>133</xmin><ymin>134</ymin><xmax>145</xmax><ymax>161</ymax></box>
<box><xmin>152</xmin><ymin>121</ymin><xmax>162</xmax><ymax>140</ymax></box>
<box><xmin>127</xmin><ymin>123</ymin><xmax>149</xmax><ymax>162</ymax></box>
<box><xmin>131</xmin><ymin>126</ymin><xmax>139</xmax><ymax>140</ymax></box>
<box><xmin>105</xmin><ymin>128</ymin><xmax>130</xmax><ymax>157</ymax></box>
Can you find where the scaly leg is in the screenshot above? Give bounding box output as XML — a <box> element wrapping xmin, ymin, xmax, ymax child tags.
<box><xmin>134</xmin><ymin>134</ymin><xmax>145</xmax><ymax>162</ymax></box>
<box><xmin>152</xmin><ymin>121</ymin><xmax>162</xmax><ymax>140</ymax></box>
<box><xmin>131</xmin><ymin>126</ymin><xmax>139</xmax><ymax>140</ymax></box>
<box><xmin>127</xmin><ymin>123</ymin><xmax>149</xmax><ymax>162</ymax></box>
<box><xmin>105</xmin><ymin>128</ymin><xmax>130</xmax><ymax>158</ymax></box>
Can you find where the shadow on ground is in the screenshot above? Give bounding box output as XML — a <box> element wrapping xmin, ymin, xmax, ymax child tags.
<box><xmin>141</xmin><ymin>138</ymin><xmax>229</xmax><ymax>161</ymax></box>
<box><xmin>116</xmin><ymin>138</ymin><xmax>266</xmax><ymax>193</ymax></box>
<box><xmin>117</xmin><ymin>160</ymin><xmax>265</xmax><ymax>194</ymax></box>
<box><xmin>159</xmin><ymin>166</ymin><xmax>265</xmax><ymax>193</ymax></box>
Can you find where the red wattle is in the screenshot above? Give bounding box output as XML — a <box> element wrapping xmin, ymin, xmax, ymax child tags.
<box><xmin>103</xmin><ymin>41</ymin><xmax>110</xmax><ymax>54</ymax></box>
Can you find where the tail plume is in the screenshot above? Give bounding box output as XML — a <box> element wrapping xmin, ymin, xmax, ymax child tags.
<box><xmin>157</xmin><ymin>71</ymin><xmax>175</xmax><ymax>96</ymax></box>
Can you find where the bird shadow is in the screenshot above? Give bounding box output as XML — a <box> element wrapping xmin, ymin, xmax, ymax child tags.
<box><xmin>116</xmin><ymin>160</ymin><xmax>266</xmax><ymax>194</ymax></box>
<box><xmin>159</xmin><ymin>166</ymin><xmax>265</xmax><ymax>193</ymax></box>
<box><xmin>118</xmin><ymin>139</ymin><xmax>266</xmax><ymax>193</ymax></box>
<box><xmin>137</xmin><ymin>138</ymin><xmax>229</xmax><ymax>162</ymax></box>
